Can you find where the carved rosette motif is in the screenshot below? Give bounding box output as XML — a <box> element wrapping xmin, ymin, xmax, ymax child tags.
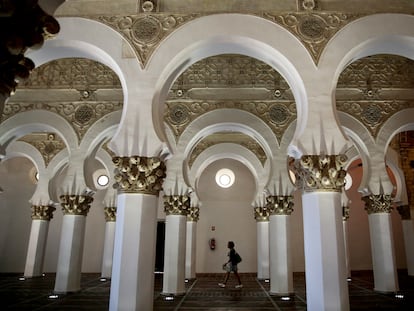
<box><xmin>266</xmin><ymin>196</ymin><xmax>294</xmax><ymax>216</ymax></box>
<box><xmin>96</xmin><ymin>14</ymin><xmax>199</xmax><ymax>67</ymax></box>
<box><xmin>254</xmin><ymin>206</ymin><xmax>270</xmax><ymax>222</ymax></box>
<box><xmin>19</xmin><ymin>133</ymin><xmax>65</xmax><ymax>166</ymax></box>
<box><xmin>293</xmin><ymin>155</ymin><xmax>347</xmax><ymax>192</ymax></box>
<box><xmin>104</xmin><ymin>207</ymin><xmax>117</xmax><ymax>222</ymax></box>
<box><xmin>396</xmin><ymin>205</ymin><xmax>411</xmax><ymax>220</ymax></box>
<box><xmin>112</xmin><ymin>156</ymin><xmax>166</xmax><ymax>195</ymax></box>
<box><xmin>31</xmin><ymin>205</ymin><xmax>56</xmax><ymax>221</ymax></box>
<box><xmin>362</xmin><ymin>194</ymin><xmax>393</xmax><ymax>214</ymax></box>
<box><xmin>164</xmin><ymin>195</ymin><xmax>190</xmax><ymax>216</ymax></box>
<box><xmin>59</xmin><ymin>195</ymin><xmax>94</xmax><ymax>216</ymax></box>
<box><xmin>262</xmin><ymin>12</ymin><xmax>362</xmax><ymax>64</ymax></box>
<box><xmin>187</xmin><ymin>206</ymin><xmax>200</xmax><ymax>222</ymax></box>
<box><xmin>342</xmin><ymin>205</ymin><xmax>350</xmax><ymax>221</ymax></box>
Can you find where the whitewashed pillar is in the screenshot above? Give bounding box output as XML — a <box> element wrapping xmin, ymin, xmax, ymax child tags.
<box><xmin>162</xmin><ymin>194</ymin><xmax>190</xmax><ymax>295</ymax></box>
<box><xmin>254</xmin><ymin>205</ymin><xmax>270</xmax><ymax>280</ymax></box>
<box><xmin>101</xmin><ymin>206</ymin><xmax>116</xmax><ymax>279</ymax></box>
<box><xmin>294</xmin><ymin>155</ymin><xmax>350</xmax><ymax>311</ymax></box>
<box><xmin>267</xmin><ymin>195</ymin><xmax>293</xmax><ymax>295</ymax></box>
<box><xmin>186</xmin><ymin>205</ymin><xmax>199</xmax><ymax>280</ymax></box>
<box><xmin>342</xmin><ymin>204</ymin><xmax>351</xmax><ymax>279</ymax></box>
<box><xmin>54</xmin><ymin>194</ymin><xmax>93</xmax><ymax>293</ymax></box>
<box><xmin>109</xmin><ymin>156</ymin><xmax>166</xmax><ymax>311</ymax></box>
<box><xmin>397</xmin><ymin>205</ymin><xmax>414</xmax><ymax>276</ymax></box>
<box><xmin>24</xmin><ymin>205</ymin><xmax>56</xmax><ymax>278</ymax></box>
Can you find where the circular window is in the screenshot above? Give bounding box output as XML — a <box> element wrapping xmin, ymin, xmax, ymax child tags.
<box><xmin>215</xmin><ymin>168</ymin><xmax>235</xmax><ymax>188</ymax></box>
<box><xmin>97</xmin><ymin>175</ymin><xmax>109</xmax><ymax>187</ymax></box>
<box><xmin>344</xmin><ymin>173</ymin><xmax>352</xmax><ymax>190</ymax></box>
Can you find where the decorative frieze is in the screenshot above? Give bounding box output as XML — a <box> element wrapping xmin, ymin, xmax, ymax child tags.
<box><xmin>292</xmin><ymin>155</ymin><xmax>347</xmax><ymax>192</ymax></box>
<box><xmin>59</xmin><ymin>194</ymin><xmax>94</xmax><ymax>216</ymax></box>
<box><xmin>164</xmin><ymin>195</ymin><xmax>190</xmax><ymax>216</ymax></box>
<box><xmin>396</xmin><ymin>205</ymin><xmax>411</xmax><ymax>220</ymax></box>
<box><xmin>187</xmin><ymin>206</ymin><xmax>200</xmax><ymax>222</ymax></box>
<box><xmin>31</xmin><ymin>205</ymin><xmax>56</xmax><ymax>221</ymax></box>
<box><xmin>362</xmin><ymin>194</ymin><xmax>393</xmax><ymax>214</ymax></box>
<box><xmin>112</xmin><ymin>156</ymin><xmax>166</xmax><ymax>195</ymax></box>
<box><xmin>266</xmin><ymin>195</ymin><xmax>294</xmax><ymax>216</ymax></box>
<box><xmin>254</xmin><ymin>206</ymin><xmax>270</xmax><ymax>221</ymax></box>
<box><xmin>342</xmin><ymin>205</ymin><xmax>350</xmax><ymax>221</ymax></box>
<box><xmin>104</xmin><ymin>206</ymin><xmax>117</xmax><ymax>222</ymax></box>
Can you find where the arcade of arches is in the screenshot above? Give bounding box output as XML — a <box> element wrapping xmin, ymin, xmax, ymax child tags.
<box><xmin>1</xmin><ymin>1</ymin><xmax>414</xmax><ymax>310</ymax></box>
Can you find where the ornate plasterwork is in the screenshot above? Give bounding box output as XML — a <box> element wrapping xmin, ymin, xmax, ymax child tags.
<box><xmin>96</xmin><ymin>14</ymin><xmax>200</xmax><ymax>67</ymax></box>
<box><xmin>165</xmin><ymin>101</ymin><xmax>296</xmax><ymax>142</ymax></box>
<box><xmin>188</xmin><ymin>132</ymin><xmax>267</xmax><ymax>168</ymax></box>
<box><xmin>266</xmin><ymin>195</ymin><xmax>294</xmax><ymax>215</ymax></box>
<box><xmin>104</xmin><ymin>206</ymin><xmax>117</xmax><ymax>222</ymax></box>
<box><xmin>31</xmin><ymin>205</ymin><xmax>56</xmax><ymax>221</ymax></box>
<box><xmin>59</xmin><ymin>194</ymin><xmax>94</xmax><ymax>216</ymax></box>
<box><xmin>261</xmin><ymin>12</ymin><xmax>362</xmax><ymax>64</ymax></box>
<box><xmin>187</xmin><ymin>206</ymin><xmax>200</xmax><ymax>222</ymax></box>
<box><xmin>254</xmin><ymin>206</ymin><xmax>270</xmax><ymax>221</ymax></box>
<box><xmin>164</xmin><ymin>194</ymin><xmax>190</xmax><ymax>216</ymax></box>
<box><xmin>292</xmin><ymin>155</ymin><xmax>347</xmax><ymax>192</ymax></box>
<box><xmin>19</xmin><ymin>133</ymin><xmax>65</xmax><ymax>166</ymax></box>
<box><xmin>362</xmin><ymin>194</ymin><xmax>393</xmax><ymax>214</ymax></box>
<box><xmin>112</xmin><ymin>156</ymin><xmax>166</xmax><ymax>195</ymax></box>
<box><xmin>396</xmin><ymin>205</ymin><xmax>411</xmax><ymax>220</ymax></box>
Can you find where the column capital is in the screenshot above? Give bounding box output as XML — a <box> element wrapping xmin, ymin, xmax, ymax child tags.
<box><xmin>31</xmin><ymin>205</ymin><xmax>56</xmax><ymax>221</ymax></box>
<box><xmin>59</xmin><ymin>194</ymin><xmax>93</xmax><ymax>216</ymax></box>
<box><xmin>266</xmin><ymin>195</ymin><xmax>294</xmax><ymax>216</ymax></box>
<box><xmin>291</xmin><ymin>154</ymin><xmax>347</xmax><ymax>192</ymax></box>
<box><xmin>342</xmin><ymin>205</ymin><xmax>350</xmax><ymax>221</ymax></box>
<box><xmin>187</xmin><ymin>206</ymin><xmax>200</xmax><ymax>222</ymax></box>
<box><xmin>104</xmin><ymin>206</ymin><xmax>117</xmax><ymax>222</ymax></box>
<box><xmin>164</xmin><ymin>195</ymin><xmax>190</xmax><ymax>216</ymax></box>
<box><xmin>396</xmin><ymin>205</ymin><xmax>411</xmax><ymax>220</ymax></box>
<box><xmin>362</xmin><ymin>194</ymin><xmax>393</xmax><ymax>214</ymax></box>
<box><xmin>113</xmin><ymin>156</ymin><xmax>166</xmax><ymax>195</ymax></box>
<box><xmin>254</xmin><ymin>206</ymin><xmax>270</xmax><ymax>221</ymax></box>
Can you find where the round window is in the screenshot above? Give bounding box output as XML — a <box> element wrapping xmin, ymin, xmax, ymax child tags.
<box><xmin>215</xmin><ymin>168</ymin><xmax>235</xmax><ymax>188</ymax></box>
<box><xmin>97</xmin><ymin>174</ymin><xmax>109</xmax><ymax>187</ymax></box>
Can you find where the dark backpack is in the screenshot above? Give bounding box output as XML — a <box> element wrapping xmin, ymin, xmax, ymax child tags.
<box><xmin>234</xmin><ymin>252</ymin><xmax>242</xmax><ymax>264</ymax></box>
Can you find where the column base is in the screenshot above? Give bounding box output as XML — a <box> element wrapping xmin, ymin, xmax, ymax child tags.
<box><xmin>269</xmin><ymin>291</ymin><xmax>294</xmax><ymax>297</ymax></box>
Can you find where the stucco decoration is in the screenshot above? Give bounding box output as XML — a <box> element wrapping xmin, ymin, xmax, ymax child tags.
<box><xmin>163</xmin><ymin>194</ymin><xmax>190</xmax><ymax>216</ymax></box>
<box><xmin>362</xmin><ymin>194</ymin><xmax>393</xmax><ymax>214</ymax></box>
<box><xmin>112</xmin><ymin>156</ymin><xmax>166</xmax><ymax>194</ymax></box>
<box><xmin>262</xmin><ymin>12</ymin><xmax>362</xmax><ymax>64</ymax></box>
<box><xmin>266</xmin><ymin>195</ymin><xmax>294</xmax><ymax>215</ymax></box>
<box><xmin>254</xmin><ymin>205</ymin><xmax>270</xmax><ymax>221</ymax></box>
<box><xmin>96</xmin><ymin>14</ymin><xmax>199</xmax><ymax>67</ymax></box>
<box><xmin>188</xmin><ymin>132</ymin><xmax>267</xmax><ymax>168</ymax></box>
<box><xmin>18</xmin><ymin>133</ymin><xmax>65</xmax><ymax>166</ymax></box>
<box><xmin>59</xmin><ymin>194</ymin><xmax>94</xmax><ymax>216</ymax></box>
<box><xmin>31</xmin><ymin>205</ymin><xmax>56</xmax><ymax>221</ymax></box>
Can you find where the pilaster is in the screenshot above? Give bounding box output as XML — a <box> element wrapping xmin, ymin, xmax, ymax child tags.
<box><xmin>186</xmin><ymin>205</ymin><xmax>199</xmax><ymax>280</ymax></box>
<box><xmin>254</xmin><ymin>205</ymin><xmax>270</xmax><ymax>280</ymax></box>
<box><xmin>101</xmin><ymin>207</ymin><xmax>117</xmax><ymax>279</ymax></box>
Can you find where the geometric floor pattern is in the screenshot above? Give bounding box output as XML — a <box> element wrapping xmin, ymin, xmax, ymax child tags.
<box><xmin>1</xmin><ymin>271</ymin><xmax>413</xmax><ymax>310</ymax></box>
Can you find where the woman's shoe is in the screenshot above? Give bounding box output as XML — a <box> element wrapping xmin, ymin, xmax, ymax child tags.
<box><xmin>218</xmin><ymin>283</ymin><xmax>226</xmax><ymax>288</ymax></box>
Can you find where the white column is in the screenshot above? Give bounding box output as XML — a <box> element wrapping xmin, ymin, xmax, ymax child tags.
<box><xmin>343</xmin><ymin>220</ymin><xmax>351</xmax><ymax>279</ymax></box>
<box><xmin>109</xmin><ymin>193</ymin><xmax>158</xmax><ymax>311</ymax></box>
<box><xmin>24</xmin><ymin>219</ymin><xmax>50</xmax><ymax>277</ymax></box>
<box><xmin>302</xmin><ymin>191</ymin><xmax>349</xmax><ymax>311</ymax></box>
<box><xmin>185</xmin><ymin>221</ymin><xmax>197</xmax><ymax>280</ymax></box>
<box><xmin>257</xmin><ymin>221</ymin><xmax>270</xmax><ymax>280</ymax></box>
<box><xmin>54</xmin><ymin>215</ymin><xmax>87</xmax><ymax>292</ymax></box>
<box><xmin>101</xmin><ymin>219</ymin><xmax>116</xmax><ymax>279</ymax></box>
<box><xmin>401</xmin><ymin>219</ymin><xmax>414</xmax><ymax>276</ymax></box>
<box><xmin>269</xmin><ymin>214</ymin><xmax>292</xmax><ymax>294</ymax></box>
<box><xmin>163</xmin><ymin>214</ymin><xmax>187</xmax><ymax>295</ymax></box>
<box><xmin>368</xmin><ymin>213</ymin><xmax>399</xmax><ymax>292</ymax></box>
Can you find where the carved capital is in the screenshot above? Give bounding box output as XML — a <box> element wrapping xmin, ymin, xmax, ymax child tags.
<box><xmin>397</xmin><ymin>205</ymin><xmax>411</xmax><ymax>220</ymax></box>
<box><xmin>59</xmin><ymin>194</ymin><xmax>93</xmax><ymax>216</ymax></box>
<box><xmin>254</xmin><ymin>206</ymin><xmax>270</xmax><ymax>222</ymax></box>
<box><xmin>187</xmin><ymin>206</ymin><xmax>200</xmax><ymax>222</ymax></box>
<box><xmin>164</xmin><ymin>195</ymin><xmax>190</xmax><ymax>216</ymax></box>
<box><xmin>113</xmin><ymin>156</ymin><xmax>166</xmax><ymax>195</ymax></box>
<box><xmin>342</xmin><ymin>205</ymin><xmax>350</xmax><ymax>221</ymax></box>
<box><xmin>362</xmin><ymin>194</ymin><xmax>393</xmax><ymax>214</ymax></box>
<box><xmin>266</xmin><ymin>195</ymin><xmax>294</xmax><ymax>216</ymax></box>
<box><xmin>292</xmin><ymin>154</ymin><xmax>347</xmax><ymax>192</ymax></box>
<box><xmin>104</xmin><ymin>206</ymin><xmax>117</xmax><ymax>222</ymax></box>
<box><xmin>31</xmin><ymin>205</ymin><xmax>56</xmax><ymax>221</ymax></box>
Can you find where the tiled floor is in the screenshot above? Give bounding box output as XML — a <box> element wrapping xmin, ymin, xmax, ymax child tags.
<box><xmin>1</xmin><ymin>271</ymin><xmax>413</xmax><ymax>310</ymax></box>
